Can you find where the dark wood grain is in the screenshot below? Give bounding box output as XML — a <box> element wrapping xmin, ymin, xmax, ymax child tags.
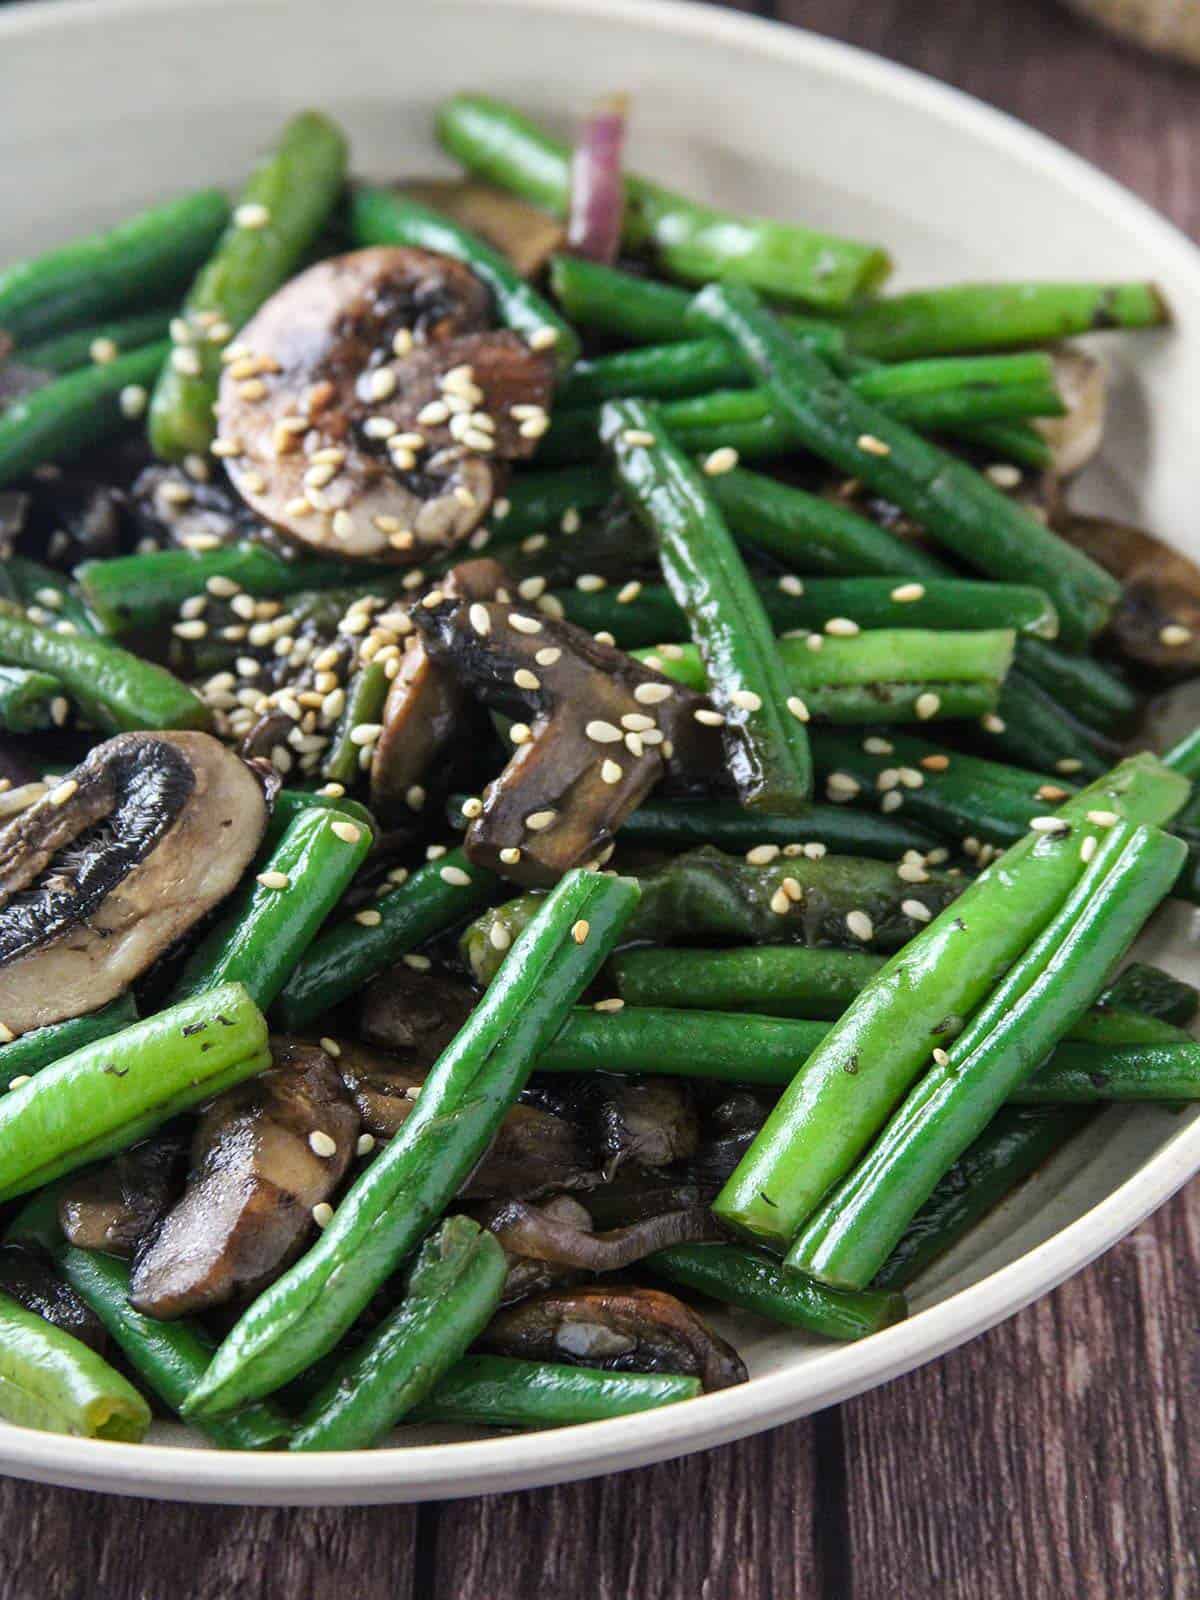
<box><xmin>3</xmin><ymin>5</ymin><xmax>1200</xmax><ymax>1598</ymax></box>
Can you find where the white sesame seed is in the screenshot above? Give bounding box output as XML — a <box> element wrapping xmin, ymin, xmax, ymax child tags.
<box><xmin>312</xmin><ymin>1202</ymin><xmax>334</xmax><ymax>1229</ymax></box>
<box><xmin>7</xmin><ymin>1073</ymin><xmax>30</xmax><ymax>1086</ymax></box>
<box><xmin>535</xmin><ymin>646</ymin><xmax>562</xmax><ymax>667</ymax></box>
<box><xmin>778</xmin><ymin>574</ymin><xmax>805</xmax><ymax>597</ymax></box>
<box><xmin>747</xmin><ymin>844</ymin><xmax>780</xmax><ymax>865</ymax></box>
<box><xmin>391</xmin><ymin>327</ymin><xmax>415</xmax><ymax>357</ymax></box>
<box><xmin>489</xmin><ymin>922</ymin><xmax>513</xmax><ymax>952</ymax></box>
<box><xmin>510</xmin><ymin>723</ymin><xmax>532</xmax><ymax>746</ymax></box>
<box><xmin>825</xmin><ymin>617</ymin><xmax>860</xmax><ymax>637</ymax></box>
<box><xmin>349</xmin><ymin>723</ymin><xmax>383</xmax><ymax>747</ymax></box>
<box><xmin>514</xmin><ymin>668</ymin><xmax>541</xmax><ymax>691</ymax></box>
<box><xmin>1056</xmin><ymin>758</ymin><xmax>1084</xmax><ymax>774</ymax></box>
<box><xmin>915</xmin><ymin>692</ymin><xmax>941</xmax><ymax>721</ymax></box>
<box><xmin>403</xmin><ymin>954</ymin><xmax>432</xmax><ymax>973</ymax></box>
<box><xmin>571</xmin><ymin>918</ymin><xmax>590</xmax><ymax>943</ymax></box>
<box><xmin>1160</xmin><ymin>624</ymin><xmax>1193</xmax><ymax>647</ymax></box>
<box><xmin>703</xmin><ymin>446</ymin><xmax>740</xmax><ymax>476</ymax></box>
<box><xmin>529</xmin><ymin>326</ymin><xmax>559</xmax><ymax>351</ymax></box>
<box><xmin>891</xmin><ymin>583</ymin><xmax>926</xmax><ymax>603</ymax></box>
<box><xmin>355</xmin><ymin>909</ymin><xmax>382</xmax><ymax>926</ymax></box>
<box><xmin>356</xmin><ymin>1133</ymin><xmax>376</xmax><ymax>1157</ymax></box>
<box><xmin>1086</xmin><ymin>810</ymin><xmax>1119</xmax><ymax>827</ymax></box>
<box><xmin>600</xmin><ymin>758</ymin><xmax>624</xmax><ymax>784</ymax></box>
<box><xmin>309</xmin><ymin>1130</ymin><xmax>337</xmax><ymax>1159</ymax></box>
<box><xmin>171</xmin><ymin>347</ymin><xmax>202</xmax><ymax>377</ymax></box>
<box><xmin>48</xmin><ymin>779</ymin><xmax>78</xmax><ymax>807</ymax></box>
<box><xmin>332</xmin><ymin>511</ymin><xmax>355</xmax><ymax>540</ymax></box>
<box><xmin>616</xmin><ymin>581</ymin><xmax>643</xmax><ymax>605</ymax></box>
<box><xmin>903</xmin><ymin>899</ymin><xmax>933</xmax><ymax>923</ymax></box>
<box><xmin>367</xmin><ymin>368</ymin><xmax>397</xmax><ymax>402</ymax></box>
<box><xmin>499</xmin><ymin>847</ymin><xmax>522</xmax><ymax>866</ymax></box>
<box><xmin>441</xmin><ymin>864</ymin><xmax>471</xmax><ymax>887</ymax></box>
<box><xmin>985</xmin><ymin>463</ymin><xmax>1022</xmax><ymax>488</ymax></box>
<box><xmin>622</xmin><ymin>428</ymin><xmax>657</xmax><ymax>447</ymax></box>
<box><xmin>593</xmin><ymin>997</ymin><xmax>625</xmax><ymax>1013</ymax></box>
<box><xmin>466</xmin><ymin>602</ymin><xmax>492</xmax><ymax>638</ymax></box>
<box><xmin>857</xmin><ymin>433</ymin><xmax>890</xmax><ymax>456</ymax></box>
<box><xmin>634</xmin><ymin>682</ymin><xmax>673</xmax><ymax>706</ymax></box>
<box><xmin>526</xmin><ymin>810</ymin><xmax>557</xmax><ymax>831</ymax></box>
<box><xmin>1080</xmin><ymin>835</ymin><xmax>1098</xmax><ymax>863</ymax></box>
<box><xmin>786</xmin><ymin>696</ymin><xmax>810</xmax><ymax>723</ymax></box>
<box><xmin>981</xmin><ymin>713</ymin><xmax>1007</xmax><ymax>734</ymax></box>
<box><xmin>897</xmin><ymin>861</ymin><xmax>929</xmax><ymax>883</ymax></box>
<box><xmin>417</xmin><ymin>400</ymin><xmax>451</xmax><ymax>426</ymax></box>
<box><xmin>932</xmin><ymin>1048</ymin><xmax>950</xmax><ymax>1068</ymax></box>
<box><xmin>509</xmin><ymin>613</ymin><xmax>544</xmax><ymax>635</ymax></box>
<box><xmin>826</xmin><ymin>772</ymin><xmax>861</xmax><ymax>797</ymax></box>
<box><xmin>730</xmin><ymin>688</ymin><xmax>763</xmax><ymax>712</ymax></box>
<box><xmin>594</xmin><ymin>631</ymin><xmax>616</xmax><ymax>647</ymax></box>
<box><xmin>172</xmin><ymin>619</ymin><xmax>207</xmax><ymax>640</ymax></box>
<box><xmin>847</xmin><ymin>910</ymin><xmax>875</xmax><ymax>941</ymax></box>
<box><xmin>119</xmin><ymin>384</ymin><xmax>148</xmax><ymax>419</ymax></box>
<box><xmin>806</xmin><ymin>633</ymin><xmax>824</xmax><ymax>652</ymax></box>
<box><xmin>694</xmin><ymin>708</ymin><xmax>726</xmax><ymax>727</ymax></box>
<box><xmin>256</xmin><ymin>870</ymin><xmax>290</xmax><ymax>891</ymax></box>
<box><xmin>330</xmin><ymin>820</ymin><xmax>361</xmax><ymax>845</ymax></box>
<box><xmin>235</xmin><ymin>202</ymin><xmax>271</xmax><ymax>229</ymax></box>
<box><xmin>238</xmin><ymin>377</ymin><xmax>268</xmax><ymax>401</ymax></box>
<box><xmin>586</xmin><ymin>720</ymin><xmax>623</xmax><ymax>744</ymax></box>
<box><xmin>1029</xmin><ymin>816</ymin><xmax>1069</xmax><ymax>834</ymax></box>
<box><xmin>781</xmin><ymin>877</ymin><xmax>804</xmax><ymax>903</ymax></box>
<box><xmin>576</xmin><ymin>574</ymin><xmax>606</xmax><ymax>594</ymax></box>
<box><xmin>624</xmin><ymin>731</ymin><xmax>644</xmax><ymax>757</ymax></box>
<box><xmin>50</xmin><ymin>696</ymin><xmax>70</xmax><ymax>727</ymax></box>
<box><xmin>770</xmin><ymin>888</ymin><xmax>792</xmax><ymax>915</ymax></box>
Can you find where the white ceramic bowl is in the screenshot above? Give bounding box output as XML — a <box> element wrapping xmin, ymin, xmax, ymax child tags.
<box><xmin>2</xmin><ymin>0</ymin><xmax>1199</xmax><ymax>1507</ymax></box>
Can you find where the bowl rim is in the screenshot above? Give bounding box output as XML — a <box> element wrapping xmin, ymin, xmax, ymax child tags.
<box><xmin>3</xmin><ymin>0</ymin><xmax>1200</xmax><ymax>1505</ymax></box>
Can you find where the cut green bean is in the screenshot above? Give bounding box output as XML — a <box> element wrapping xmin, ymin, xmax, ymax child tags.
<box><xmin>837</xmin><ymin>281</ymin><xmax>1169</xmax><ymax>362</ymax></box>
<box><xmin>350</xmin><ymin>186</ymin><xmax>579</xmax><ymax>370</ymax></box>
<box><xmin>262</xmin><ymin>788</ymin><xmax>376</xmax><ymax>854</ymax></box>
<box><xmin>1015</xmin><ymin>638</ymin><xmax>1139</xmax><ymax>731</ymax></box>
<box><xmin>275</xmin><ymin>846</ymin><xmax>498</xmax><ymax>1030</ymax></box>
<box><xmin>789</xmin><ymin>821</ymin><xmax>1185</xmax><ymax>1286</ymax></box>
<box><xmin>611</xmin><ymin>945</ymin><xmax>884</xmax><ymax>1019</ymax></box>
<box><xmin>713</xmin><ymin>753</ymin><xmax>1189</xmax><ymax>1248</ymax></box>
<box><xmin>984</xmin><ymin>667</ymin><xmax>1111</xmax><ymax>782</ymax></box>
<box><xmin>185</xmin><ymin>869</ymin><xmax>640</xmax><ymax>1416</ymax></box>
<box><xmin>437</xmin><ymin>96</ymin><xmax>889</xmax><ymax>308</ymax></box>
<box><xmin>647</xmin><ymin>1243</ymin><xmax>906</xmax><ymax>1341</ymax></box>
<box><xmin>0</xmin><ymin>341</ymin><xmax>169</xmax><ymax>488</ymax></box>
<box><xmin>0</xmin><ymin>996</ymin><xmax>137</xmax><ymax>1093</ymax></box>
<box><xmin>57</xmin><ymin>1248</ymin><xmax>291</xmax><ymax>1450</ymax></box>
<box><xmin>5</xmin><ymin>556</ymin><xmax>99</xmax><ymax>637</ymax></box>
<box><xmin>321</xmin><ymin>660</ymin><xmax>390</xmax><ymax>787</ymax></box>
<box><xmin>20</xmin><ymin>308</ymin><xmax>174</xmax><ymax>376</ymax></box>
<box><xmin>0</xmin><ymin>606</ymin><xmax>208</xmax><ymax>733</ymax></box>
<box><xmin>171</xmin><ymin>806</ymin><xmax>372</xmax><ymax>1010</ymax></box>
<box><xmin>606</xmin><ymin>796</ymin><xmax>941</xmax><ymax>860</ymax></box>
<box><xmin>0</xmin><ymin>1289</ymin><xmax>151</xmax><ymax>1441</ymax></box>
<box><xmin>603</xmin><ymin>397</ymin><xmax>811</xmax><ymax>809</ymax></box>
<box><xmin>149</xmin><ymin>113</ymin><xmax>348</xmax><ymax>459</ymax></box>
<box><xmin>1012</xmin><ymin>1041</ymin><xmax>1200</xmax><ymax>1103</ymax></box>
<box><xmin>0</xmin><ymin>666</ymin><xmax>66</xmax><ymax>733</ymax></box>
<box><xmin>1102</xmin><ymin>961</ymin><xmax>1199</xmax><ymax>1027</ymax></box>
<box><xmin>0</xmin><ymin>982</ymin><xmax>268</xmax><ymax>1203</ymax></box>
<box><xmin>290</xmin><ymin>1216</ymin><xmax>507</xmax><ymax>1451</ymax></box>
<box><xmin>687</xmin><ymin>284</ymin><xmax>1120</xmax><ymax>649</ymax></box>
<box><xmin>1163</xmin><ymin>725</ymin><xmax>1200</xmax><ymax>782</ymax></box>
<box><xmin>0</xmin><ymin>189</ymin><xmax>229</xmax><ymax>347</ymax></box>
<box><xmin>490</xmin><ymin>465</ymin><xmax>615</xmax><ymax>539</ymax></box>
<box><xmin>408</xmin><ymin>1355</ymin><xmax>701</xmax><ymax>1427</ymax></box>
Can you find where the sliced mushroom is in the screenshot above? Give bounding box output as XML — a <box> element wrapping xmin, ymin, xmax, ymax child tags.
<box><xmin>357</xmin><ymin>964</ymin><xmax>475</xmax><ymax>1062</ymax></box>
<box><xmin>132</xmin><ymin>463</ymin><xmax>261</xmax><ymax>553</ymax></box>
<box><xmin>410</xmin><ymin>559</ymin><xmax>721</xmax><ymax>885</ymax></box>
<box><xmin>0</xmin><ymin>1244</ymin><xmax>108</xmax><ymax>1355</ymax></box>
<box><xmin>59</xmin><ymin>1131</ymin><xmax>189</xmax><ymax>1257</ymax></box>
<box><xmin>216</xmin><ymin>247</ymin><xmax>555</xmax><ymax>563</ymax></box>
<box><xmin>1052</xmin><ymin>510</ymin><xmax>1200</xmax><ymax>670</ymax></box>
<box><xmin>0</xmin><ymin>731</ymin><xmax>269</xmax><ymax>1037</ymax></box>
<box><xmin>687</xmin><ymin>1091</ymin><xmax>773</xmax><ymax>1190</ymax></box>
<box><xmin>1035</xmin><ymin>347</ymin><xmax>1107</xmax><ymax>478</ymax></box>
<box><xmin>129</xmin><ymin>1039</ymin><xmax>359</xmax><ymax>1318</ymax></box>
<box><xmin>588</xmin><ymin>1078</ymin><xmax>701</xmax><ymax>1174</ymax></box>
<box><xmin>478</xmin><ymin>1196</ymin><xmax>718</xmax><ymax>1272</ymax></box>
<box><xmin>369</xmin><ymin>562</ymin><xmax>499</xmax><ymax>820</ymax></box>
<box><xmin>335</xmin><ymin>1037</ymin><xmax>593</xmax><ymax>1198</ymax></box>
<box><xmin>479</xmin><ymin>1285</ymin><xmax>746</xmax><ymax>1391</ymax></box>
<box><xmin>397</xmin><ymin>180</ymin><xmax>565</xmax><ymax>279</ymax></box>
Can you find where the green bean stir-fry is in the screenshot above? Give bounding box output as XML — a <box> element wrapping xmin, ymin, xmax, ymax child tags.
<box><xmin>0</xmin><ymin>95</ymin><xmax>1194</xmax><ymax>1453</ymax></box>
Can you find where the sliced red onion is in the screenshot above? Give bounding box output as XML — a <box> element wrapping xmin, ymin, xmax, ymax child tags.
<box><xmin>566</xmin><ymin>94</ymin><xmax>629</xmax><ymax>264</ymax></box>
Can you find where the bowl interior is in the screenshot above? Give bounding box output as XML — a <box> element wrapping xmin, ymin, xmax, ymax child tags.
<box><xmin>0</xmin><ymin>0</ymin><xmax>1198</xmax><ymax>1501</ymax></box>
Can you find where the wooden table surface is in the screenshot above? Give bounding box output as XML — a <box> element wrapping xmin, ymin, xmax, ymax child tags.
<box><xmin>5</xmin><ymin>2</ymin><xmax>1200</xmax><ymax>1596</ymax></box>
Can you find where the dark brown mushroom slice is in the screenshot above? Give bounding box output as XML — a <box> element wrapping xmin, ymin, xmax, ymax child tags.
<box><xmin>1035</xmin><ymin>347</ymin><xmax>1107</xmax><ymax>478</ymax></box>
<box><xmin>1051</xmin><ymin>509</ymin><xmax>1200</xmax><ymax>670</ymax></box>
<box><xmin>590</xmin><ymin>1078</ymin><xmax>701</xmax><ymax>1174</ymax></box>
<box><xmin>477</xmin><ymin>1196</ymin><xmax>718</xmax><ymax>1272</ymax></box>
<box><xmin>397</xmin><ymin>180</ymin><xmax>566</xmax><ymax>279</ymax></box>
<box><xmin>0</xmin><ymin>731</ymin><xmax>268</xmax><ymax>1038</ymax></box>
<box><xmin>410</xmin><ymin>559</ymin><xmax>721</xmax><ymax>886</ymax></box>
<box><xmin>0</xmin><ymin>1244</ymin><xmax>108</xmax><ymax>1355</ymax></box>
<box><xmin>59</xmin><ymin>1130</ymin><xmax>189</xmax><ymax>1257</ymax></box>
<box><xmin>478</xmin><ymin>1285</ymin><xmax>747</xmax><ymax>1391</ymax></box>
<box><xmin>357</xmin><ymin>964</ymin><xmax>475</xmax><ymax>1063</ymax></box>
<box><xmin>369</xmin><ymin>561</ymin><xmax>502</xmax><ymax>820</ymax></box>
<box><xmin>215</xmin><ymin>247</ymin><xmax>555</xmax><ymax>564</ymax></box>
<box><xmin>334</xmin><ymin>1037</ymin><xmax>593</xmax><ymax>1198</ymax></box>
<box><xmin>129</xmin><ymin>1039</ymin><xmax>359</xmax><ymax>1319</ymax></box>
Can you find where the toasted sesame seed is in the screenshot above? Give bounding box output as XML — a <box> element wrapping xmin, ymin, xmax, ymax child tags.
<box><xmin>746</xmin><ymin>844</ymin><xmax>780</xmax><ymax>866</ymax></box>
<box><xmin>238</xmin><ymin>377</ymin><xmax>268</xmax><ymax>401</ymax></box>
<box><xmin>330</xmin><ymin>820</ymin><xmax>361</xmax><ymax>845</ymax></box>
<box><xmin>119</xmin><ymin>384</ymin><xmax>148</xmax><ymax>418</ymax></box>
<box><xmin>526</xmin><ymin>810</ymin><xmax>557</xmax><ymax>831</ymax></box>
<box><xmin>1030</xmin><ymin>816</ymin><xmax>1069</xmax><ymax>834</ymax></box>
<box><xmin>514</xmin><ymin>668</ymin><xmax>541</xmax><ymax>691</ymax></box>
<box><xmin>857</xmin><ymin>433</ymin><xmax>890</xmax><ymax>456</ymax></box>
<box><xmin>47</xmin><ymin>779</ymin><xmax>78</xmax><ymax>807</ymax></box>
<box><xmin>461</xmin><ymin>797</ymin><xmax>485</xmax><ymax>820</ymax></box>
<box><xmin>1056</xmin><ymin>758</ymin><xmax>1084</xmax><ymax>774</ymax></box>
<box><xmin>825</xmin><ymin>617</ymin><xmax>860</xmax><ymax>637</ymax></box>
<box><xmin>354</xmin><ymin>909</ymin><xmax>383</xmax><ymax>926</ymax></box>
<box><xmin>730</xmin><ymin>688</ymin><xmax>763</xmax><ymax>712</ymax></box>
<box><xmin>510</xmin><ymin>723</ymin><xmax>533</xmax><ymax>746</ymax></box>
<box><xmin>921</xmin><ymin>754</ymin><xmax>951</xmax><ymax>772</ymax></box>
<box><xmin>915</xmin><ymin>692</ymin><xmax>941</xmax><ymax>721</ymax></box>
<box><xmin>621</xmin><ymin>428</ymin><xmax>657</xmax><ymax>447</ymax></box>
<box><xmin>312</xmin><ymin>1202</ymin><xmax>334</xmax><ymax>1228</ymax></box>
<box><xmin>615</xmin><ymin>580</ymin><xmax>642</xmax><ymax>605</ymax></box>
<box><xmin>1160</xmin><ymin>623</ymin><xmax>1193</xmax><ymax>647</ymax></box>
<box><xmin>499</xmin><ymin>847</ymin><xmax>522</xmax><ymax>865</ymax></box>
<box><xmin>891</xmin><ymin>582</ymin><xmax>926</xmax><ymax>603</ymax></box>
<box><xmin>703</xmin><ymin>446</ymin><xmax>740</xmax><ymax>476</ymax></box>
<box><xmin>571</xmin><ymin>919</ymin><xmax>590</xmax><ymax>943</ymax></box>
<box><xmin>593</xmin><ymin>997</ymin><xmax>625</xmax><ymax>1013</ymax></box>
<box><xmin>769</xmin><ymin>887</ymin><xmax>792</xmax><ymax>915</ymax></box>
<box><xmin>694</xmin><ymin>708</ymin><xmax>726</xmax><ymax>727</ymax></box>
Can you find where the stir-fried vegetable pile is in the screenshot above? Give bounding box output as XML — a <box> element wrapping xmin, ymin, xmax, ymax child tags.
<box><xmin>0</xmin><ymin>97</ymin><xmax>1196</xmax><ymax>1452</ymax></box>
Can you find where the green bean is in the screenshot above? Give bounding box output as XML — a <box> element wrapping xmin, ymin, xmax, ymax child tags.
<box><xmin>603</xmin><ymin>397</ymin><xmax>811</xmax><ymax>809</ymax></box>
<box><xmin>437</xmin><ymin>96</ymin><xmax>889</xmax><ymax>309</ymax></box>
<box><xmin>0</xmin><ymin>666</ymin><xmax>65</xmax><ymax>732</ymax></box>
<box><xmin>149</xmin><ymin>113</ymin><xmax>348</xmax><ymax>459</ymax></box>
<box><xmin>408</xmin><ymin>1355</ymin><xmax>701</xmax><ymax>1427</ymax></box>
<box><xmin>290</xmin><ymin>1216</ymin><xmax>507</xmax><ymax>1451</ymax></box>
<box><xmin>952</xmin><ymin>417</ymin><xmax>1054</xmax><ymax>472</ymax></box>
<box><xmin>606</xmin><ymin>796</ymin><xmax>941</xmax><ymax>860</ymax></box>
<box><xmin>647</xmin><ymin>1243</ymin><xmax>905</xmax><ymax>1342</ymax></box>
<box><xmin>185</xmin><ymin>868</ymin><xmax>640</xmax><ymax>1416</ymax></box>
<box><xmin>873</xmin><ymin>1106</ymin><xmax>1092</xmax><ymax>1290</ymax></box>
<box><xmin>686</xmin><ymin>284</ymin><xmax>1120</xmax><ymax>649</ymax></box>
<box><xmin>0</xmin><ymin>189</ymin><xmax>229</xmax><ymax>347</ymax></box>
<box><xmin>713</xmin><ymin>752</ymin><xmax>1189</xmax><ymax>1248</ymax></box>
<box><xmin>320</xmin><ymin>659</ymin><xmax>389</xmax><ymax>787</ymax></box>
<box><xmin>1014</xmin><ymin>638</ymin><xmax>1139</xmax><ymax>731</ymax></box>
<box><xmin>1163</xmin><ymin>725</ymin><xmax>1200</xmax><ymax>782</ymax></box>
<box><xmin>837</xmin><ymin>282</ymin><xmax>1169</xmax><ymax>362</ymax></box>
<box><xmin>20</xmin><ymin>308</ymin><xmax>174</xmax><ymax>375</ymax></box>
<box><xmin>611</xmin><ymin>945</ymin><xmax>884</xmax><ymax>1019</ymax></box>
<box><xmin>1012</xmin><ymin>1041</ymin><xmax>1200</xmax><ymax>1103</ymax></box>
<box><xmin>984</xmin><ymin>667</ymin><xmax>1111</xmax><ymax>781</ymax></box>
<box><xmin>56</xmin><ymin>1248</ymin><xmax>291</xmax><ymax>1450</ymax></box>
<box><xmin>490</xmin><ymin>465</ymin><xmax>614</xmax><ymax>540</ymax></box>
<box><xmin>76</xmin><ymin>543</ymin><xmax>388</xmax><ymax>635</ymax></box>
<box><xmin>556</xmin><ymin>577</ymin><xmax>1055</xmax><ymax>648</ymax></box>
<box><xmin>0</xmin><ymin>996</ymin><xmax>137</xmax><ymax>1093</ymax></box>
<box><xmin>0</xmin><ymin>341</ymin><xmax>168</xmax><ymax>488</ymax></box>
<box><xmin>0</xmin><ymin>982</ymin><xmax>269</xmax><ymax>1203</ymax></box>
<box><xmin>789</xmin><ymin>821</ymin><xmax>1185</xmax><ymax>1286</ymax></box>
<box><xmin>708</xmin><ymin>464</ymin><xmax>948</xmax><ymax>580</ymax></box>
<box><xmin>262</xmin><ymin>788</ymin><xmax>375</xmax><ymax>854</ymax></box>
<box><xmin>560</xmin><ymin>327</ymin><xmax>854</xmax><ymax>405</ymax></box>
<box><xmin>550</xmin><ymin>254</ymin><xmax>730</xmax><ymax>344</ymax></box>
<box><xmin>1102</xmin><ymin>961</ymin><xmax>1199</xmax><ymax>1027</ymax></box>
<box><xmin>350</xmin><ymin>186</ymin><xmax>579</xmax><ymax>370</ymax></box>
<box><xmin>0</xmin><ymin>605</ymin><xmax>208</xmax><ymax>733</ymax></box>
<box><xmin>0</xmin><ymin>1289</ymin><xmax>151</xmax><ymax>1441</ymax></box>
<box><xmin>171</xmin><ymin>807</ymin><xmax>372</xmax><ymax>1010</ymax></box>
<box><xmin>6</xmin><ymin>556</ymin><xmax>99</xmax><ymax>637</ymax></box>
<box><xmin>275</xmin><ymin>846</ymin><xmax>498</xmax><ymax>1030</ymax></box>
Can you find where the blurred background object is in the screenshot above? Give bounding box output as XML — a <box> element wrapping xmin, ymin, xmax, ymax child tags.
<box><xmin>1064</xmin><ymin>0</ymin><xmax>1200</xmax><ymax>64</ymax></box>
